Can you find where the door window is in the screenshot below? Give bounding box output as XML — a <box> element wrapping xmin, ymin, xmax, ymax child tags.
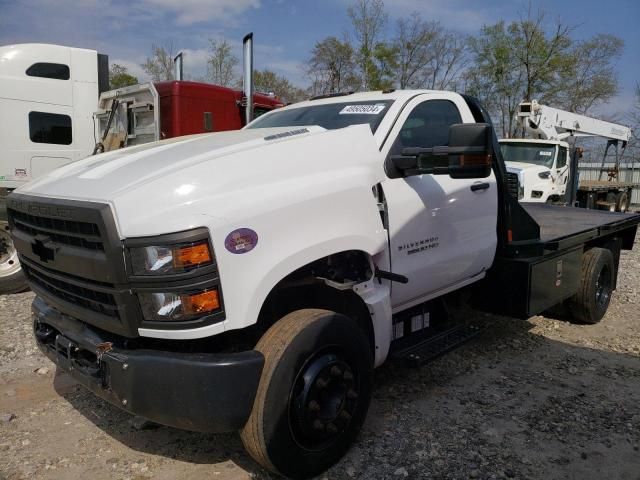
<box><xmin>390</xmin><ymin>99</ymin><xmax>462</xmax><ymax>155</ymax></box>
<box><xmin>29</xmin><ymin>112</ymin><xmax>72</xmax><ymax>145</ymax></box>
<box><xmin>557</xmin><ymin>147</ymin><xmax>568</xmax><ymax>168</ymax></box>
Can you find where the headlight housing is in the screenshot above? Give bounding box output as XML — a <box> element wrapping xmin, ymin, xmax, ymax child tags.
<box><xmin>138</xmin><ymin>288</ymin><xmax>221</xmax><ymax>322</ymax></box>
<box><xmin>538</xmin><ymin>171</ymin><xmax>551</xmax><ymax>179</ymax></box>
<box><xmin>130</xmin><ymin>240</ymin><xmax>213</xmax><ymax>276</ymax></box>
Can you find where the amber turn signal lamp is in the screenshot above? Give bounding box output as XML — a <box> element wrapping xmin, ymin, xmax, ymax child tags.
<box><xmin>183</xmin><ymin>289</ymin><xmax>220</xmax><ymax>314</ymax></box>
<box><xmin>174</xmin><ymin>242</ymin><xmax>213</xmax><ymax>269</ymax></box>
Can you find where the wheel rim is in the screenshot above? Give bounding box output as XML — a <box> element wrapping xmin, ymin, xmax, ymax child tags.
<box><xmin>289</xmin><ymin>350</ymin><xmax>359</xmax><ymax>451</ymax></box>
<box><xmin>595</xmin><ymin>264</ymin><xmax>612</xmax><ymax>309</ymax></box>
<box><xmin>0</xmin><ymin>223</ymin><xmax>21</xmax><ymax>277</ymax></box>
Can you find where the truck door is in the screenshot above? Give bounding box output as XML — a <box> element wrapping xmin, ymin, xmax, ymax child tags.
<box><xmin>555</xmin><ymin>146</ymin><xmax>569</xmax><ymax>196</ymax></box>
<box><xmin>381</xmin><ymin>94</ymin><xmax>498</xmax><ymax>311</ymax></box>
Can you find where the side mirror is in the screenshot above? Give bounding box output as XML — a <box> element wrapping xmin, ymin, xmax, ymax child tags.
<box><xmin>388</xmin><ymin>123</ymin><xmax>493</xmax><ymax>179</ymax></box>
<box><xmin>447</xmin><ymin>123</ymin><xmax>493</xmax><ymax>179</ymax></box>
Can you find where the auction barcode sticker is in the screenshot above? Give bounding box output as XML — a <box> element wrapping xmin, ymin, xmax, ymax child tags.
<box><xmin>339</xmin><ymin>104</ymin><xmax>386</xmax><ymax>115</ymax></box>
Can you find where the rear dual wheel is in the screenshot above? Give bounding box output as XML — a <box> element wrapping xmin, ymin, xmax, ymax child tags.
<box><xmin>241</xmin><ymin>309</ymin><xmax>373</xmax><ymax>479</ymax></box>
<box><xmin>568</xmin><ymin>248</ymin><xmax>614</xmax><ymax>324</ymax></box>
<box><xmin>615</xmin><ymin>191</ymin><xmax>630</xmax><ymax>213</ymax></box>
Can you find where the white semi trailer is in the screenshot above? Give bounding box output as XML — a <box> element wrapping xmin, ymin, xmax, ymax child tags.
<box><xmin>0</xmin><ymin>43</ymin><xmax>108</xmax><ymax>293</ymax></box>
<box><xmin>500</xmin><ymin>101</ymin><xmax>635</xmax><ymax>211</ymax></box>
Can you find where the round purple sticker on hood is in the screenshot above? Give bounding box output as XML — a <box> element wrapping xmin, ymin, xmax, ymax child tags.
<box><xmin>224</xmin><ymin>228</ymin><xmax>258</xmax><ymax>254</ymax></box>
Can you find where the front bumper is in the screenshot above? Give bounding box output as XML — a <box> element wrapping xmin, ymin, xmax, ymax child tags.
<box><xmin>32</xmin><ymin>296</ymin><xmax>264</xmax><ymax>433</ymax></box>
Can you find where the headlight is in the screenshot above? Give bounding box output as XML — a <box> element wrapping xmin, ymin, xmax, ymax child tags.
<box><xmin>130</xmin><ymin>240</ymin><xmax>213</xmax><ymax>276</ymax></box>
<box><xmin>538</xmin><ymin>171</ymin><xmax>551</xmax><ymax>179</ymax></box>
<box><xmin>138</xmin><ymin>288</ymin><xmax>221</xmax><ymax>321</ymax></box>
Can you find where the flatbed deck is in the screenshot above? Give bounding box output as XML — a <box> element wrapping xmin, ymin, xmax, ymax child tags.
<box><xmin>521</xmin><ymin>203</ymin><xmax>640</xmax><ymax>249</ymax></box>
<box><xmin>579</xmin><ymin>180</ymin><xmax>640</xmax><ymax>191</ymax></box>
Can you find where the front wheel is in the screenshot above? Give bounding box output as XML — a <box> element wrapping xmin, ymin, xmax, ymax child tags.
<box><xmin>240</xmin><ymin>309</ymin><xmax>373</xmax><ymax>479</ymax></box>
<box><xmin>0</xmin><ymin>221</ymin><xmax>28</xmax><ymax>294</ymax></box>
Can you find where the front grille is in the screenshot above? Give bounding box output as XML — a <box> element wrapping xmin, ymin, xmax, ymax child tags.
<box><xmin>9</xmin><ymin>209</ymin><xmax>103</xmax><ymax>251</ymax></box>
<box><xmin>21</xmin><ymin>260</ymin><xmax>120</xmax><ymax>319</ymax></box>
<box><xmin>506</xmin><ymin>172</ymin><xmax>520</xmax><ymax>199</ymax></box>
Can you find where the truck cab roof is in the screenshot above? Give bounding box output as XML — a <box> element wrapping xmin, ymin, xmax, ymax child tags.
<box><xmin>499</xmin><ymin>138</ymin><xmax>569</xmax><ymax>148</ymax></box>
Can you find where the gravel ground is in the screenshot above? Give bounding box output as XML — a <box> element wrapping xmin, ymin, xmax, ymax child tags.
<box><xmin>1</xmin><ymin>237</ymin><xmax>639</xmax><ymax>480</ymax></box>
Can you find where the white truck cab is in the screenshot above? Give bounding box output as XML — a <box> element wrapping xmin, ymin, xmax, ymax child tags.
<box><xmin>0</xmin><ymin>43</ymin><xmax>108</xmax><ymax>292</ymax></box>
<box><xmin>501</xmin><ymin>138</ymin><xmax>570</xmax><ymax>202</ymax></box>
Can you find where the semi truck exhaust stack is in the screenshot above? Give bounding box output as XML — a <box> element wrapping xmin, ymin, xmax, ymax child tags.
<box><xmin>243</xmin><ymin>33</ymin><xmax>254</xmax><ymax>124</ymax></box>
<box><xmin>174</xmin><ymin>52</ymin><xmax>183</xmax><ymax>81</ymax></box>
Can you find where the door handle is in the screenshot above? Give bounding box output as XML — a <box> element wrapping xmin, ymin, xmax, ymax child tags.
<box><xmin>470</xmin><ymin>182</ymin><xmax>490</xmax><ymax>192</ymax></box>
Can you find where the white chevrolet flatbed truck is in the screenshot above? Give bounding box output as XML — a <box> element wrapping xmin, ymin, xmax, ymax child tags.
<box><xmin>7</xmin><ymin>90</ymin><xmax>640</xmax><ymax>479</ymax></box>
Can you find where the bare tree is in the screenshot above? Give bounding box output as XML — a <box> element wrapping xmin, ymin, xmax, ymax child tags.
<box><xmin>394</xmin><ymin>16</ymin><xmax>439</xmax><ymax>89</ymax></box>
<box><xmin>207</xmin><ymin>38</ymin><xmax>238</xmax><ymax>87</ymax></box>
<box><xmin>423</xmin><ymin>31</ymin><xmax>467</xmax><ymax>90</ymax></box>
<box><xmin>307</xmin><ymin>36</ymin><xmax>360</xmax><ymax>95</ymax></box>
<box><xmin>141</xmin><ymin>43</ymin><xmax>175</xmax><ymax>82</ymax></box>
<box><xmin>510</xmin><ymin>7</ymin><xmax>573</xmax><ymax>103</ymax></box>
<box><xmin>347</xmin><ymin>0</ymin><xmax>387</xmax><ymax>90</ymax></box>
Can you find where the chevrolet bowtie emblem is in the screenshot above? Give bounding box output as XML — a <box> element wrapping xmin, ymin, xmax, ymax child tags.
<box><xmin>32</xmin><ymin>238</ymin><xmax>55</xmax><ymax>263</ymax></box>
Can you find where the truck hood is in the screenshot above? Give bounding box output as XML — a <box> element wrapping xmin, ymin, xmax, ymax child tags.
<box><xmin>505</xmin><ymin>161</ymin><xmax>550</xmax><ymax>174</ymax></box>
<box><xmin>17</xmin><ymin>124</ymin><xmax>386</xmax><ymax>237</ymax></box>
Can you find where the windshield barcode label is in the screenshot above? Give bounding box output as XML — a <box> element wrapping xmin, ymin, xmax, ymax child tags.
<box><xmin>339</xmin><ymin>104</ymin><xmax>386</xmax><ymax>115</ymax></box>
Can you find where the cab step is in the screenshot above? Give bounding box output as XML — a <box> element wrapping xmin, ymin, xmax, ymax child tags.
<box><xmin>391</xmin><ymin>324</ymin><xmax>483</xmax><ymax>367</ymax></box>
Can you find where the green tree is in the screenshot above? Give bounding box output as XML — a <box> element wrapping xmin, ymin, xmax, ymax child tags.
<box><xmin>252</xmin><ymin>69</ymin><xmax>306</xmax><ymax>104</ymax></box>
<box><xmin>466</xmin><ymin>21</ymin><xmax>526</xmax><ymax>137</ymax></box>
<box><xmin>307</xmin><ymin>36</ymin><xmax>360</xmax><ymax>95</ymax></box>
<box><xmin>466</xmin><ymin>7</ymin><xmax>622</xmax><ymax>137</ymax></box>
<box><xmin>347</xmin><ymin>0</ymin><xmax>387</xmax><ymax>90</ymax></box>
<box><xmin>207</xmin><ymin>38</ymin><xmax>238</xmax><ymax>87</ymax></box>
<box><xmin>554</xmin><ymin>34</ymin><xmax>623</xmax><ymax>113</ymax></box>
<box><xmin>109</xmin><ymin>64</ymin><xmax>138</xmax><ymax>89</ymax></box>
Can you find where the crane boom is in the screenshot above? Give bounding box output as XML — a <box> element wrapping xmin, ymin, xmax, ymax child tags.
<box><xmin>515</xmin><ymin>100</ymin><xmax>631</xmax><ymax>143</ymax></box>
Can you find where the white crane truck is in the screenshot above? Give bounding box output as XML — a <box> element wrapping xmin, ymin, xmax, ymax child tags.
<box><xmin>0</xmin><ymin>43</ymin><xmax>109</xmax><ymax>293</ymax></box>
<box><xmin>500</xmin><ymin>101</ymin><xmax>635</xmax><ymax>211</ymax></box>
<box><xmin>7</xmin><ymin>90</ymin><xmax>640</xmax><ymax>479</ymax></box>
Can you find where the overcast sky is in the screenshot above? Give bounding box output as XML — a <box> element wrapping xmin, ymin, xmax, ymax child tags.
<box><xmin>1</xmin><ymin>0</ymin><xmax>638</xmax><ymax>118</ymax></box>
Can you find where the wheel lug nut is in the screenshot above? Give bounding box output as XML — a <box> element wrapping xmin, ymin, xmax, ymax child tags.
<box><xmin>330</xmin><ymin>365</ymin><xmax>343</xmax><ymax>377</ymax></box>
<box><xmin>347</xmin><ymin>389</ymin><xmax>358</xmax><ymax>400</ymax></box>
<box><xmin>339</xmin><ymin>410</ymin><xmax>352</xmax><ymax>421</ymax></box>
<box><xmin>327</xmin><ymin>423</ymin><xmax>338</xmax><ymax>434</ymax></box>
<box><xmin>316</xmin><ymin>377</ymin><xmax>329</xmax><ymax>389</ymax></box>
<box><xmin>343</xmin><ymin>371</ymin><xmax>354</xmax><ymax>381</ymax></box>
<box><xmin>313</xmin><ymin>420</ymin><xmax>325</xmax><ymax>431</ymax></box>
<box><xmin>308</xmin><ymin>400</ymin><xmax>320</xmax><ymax>412</ymax></box>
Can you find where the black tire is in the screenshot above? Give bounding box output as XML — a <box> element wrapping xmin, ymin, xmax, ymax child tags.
<box><xmin>604</xmin><ymin>192</ymin><xmax>617</xmax><ymax>212</ymax></box>
<box><xmin>568</xmin><ymin>248</ymin><xmax>614</xmax><ymax>324</ymax></box>
<box><xmin>615</xmin><ymin>191</ymin><xmax>629</xmax><ymax>213</ymax></box>
<box><xmin>240</xmin><ymin>309</ymin><xmax>373</xmax><ymax>479</ymax></box>
<box><xmin>0</xmin><ymin>221</ymin><xmax>29</xmax><ymax>294</ymax></box>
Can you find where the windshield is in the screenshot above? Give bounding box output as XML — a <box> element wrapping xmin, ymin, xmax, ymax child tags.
<box><xmin>500</xmin><ymin>143</ymin><xmax>556</xmax><ymax>168</ymax></box>
<box><xmin>246</xmin><ymin>100</ymin><xmax>394</xmax><ymax>133</ymax></box>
